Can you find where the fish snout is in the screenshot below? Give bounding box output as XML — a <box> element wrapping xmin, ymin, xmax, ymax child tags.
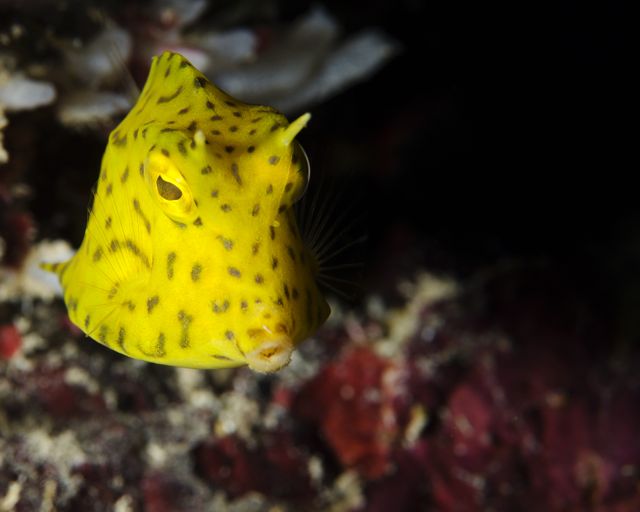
<box><xmin>244</xmin><ymin>323</ymin><xmax>293</xmax><ymax>373</ymax></box>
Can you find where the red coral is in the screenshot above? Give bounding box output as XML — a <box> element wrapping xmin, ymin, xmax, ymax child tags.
<box><xmin>294</xmin><ymin>347</ymin><xmax>406</xmax><ymax>479</ymax></box>
<box><xmin>193</xmin><ymin>431</ymin><xmax>313</xmax><ymax>501</ymax></box>
<box><xmin>0</xmin><ymin>323</ymin><xmax>21</xmax><ymax>359</ymax></box>
<box><xmin>142</xmin><ymin>471</ymin><xmax>201</xmax><ymax>512</ymax></box>
<box><xmin>32</xmin><ymin>366</ymin><xmax>106</xmax><ymax>418</ymax></box>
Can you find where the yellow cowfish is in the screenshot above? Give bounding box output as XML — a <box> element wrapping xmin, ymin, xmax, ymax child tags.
<box><xmin>44</xmin><ymin>52</ymin><xmax>329</xmax><ymax>373</ymax></box>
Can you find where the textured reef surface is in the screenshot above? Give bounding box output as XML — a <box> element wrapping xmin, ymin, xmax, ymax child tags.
<box><xmin>2</xmin><ymin>261</ymin><xmax>639</xmax><ymax>511</ymax></box>
<box><xmin>1</xmin><ymin>1</ymin><xmax>637</xmax><ymax>511</ymax></box>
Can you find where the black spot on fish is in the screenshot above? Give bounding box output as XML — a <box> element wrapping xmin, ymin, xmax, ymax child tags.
<box><xmin>58</xmin><ymin>261</ymin><xmax>71</xmax><ymax>283</ymax></box>
<box><xmin>112</xmin><ymin>131</ymin><xmax>128</xmax><ymax>147</ymax></box>
<box><xmin>125</xmin><ymin>239</ymin><xmax>151</xmax><ymax>268</ymax></box>
<box><xmin>193</xmin><ymin>217</ymin><xmax>203</xmax><ymax>227</ymax></box>
<box><xmin>191</xmin><ymin>263</ymin><xmax>202</xmax><ymax>282</ymax></box>
<box><xmin>117</xmin><ymin>327</ymin><xmax>126</xmax><ymax>351</ymax></box>
<box><xmin>157</xmin><ymin>86</ymin><xmax>183</xmax><ymax>103</ymax></box>
<box><xmin>121</xmin><ymin>166</ymin><xmax>129</xmax><ymax>183</ymax></box>
<box><xmin>194</xmin><ymin>76</ymin><xmax>206</xmax><ymax>88</ymax></box>
<box><xmin>225</xmin><ymin>145</ymin><xmax>235</xmax><ymax>153</ymax></box>
<box><xmin>167</xmin><ymin>252</ymin><xmax>176</xmax><ymax>279</ymax></box>
<box><xmin>156</xmin><ymin>333</ymin><xmax>166</xmax><ymax>357</ymax></box>
<box><xmin>98</xmin><ymin>324</ymin><xmax>108</xmax><ymax>345</ymax></box>
<box><xmin>272</xmin><ymin>257</ymin><xmax>279</xmax><ymax>270</ymax></box>
<box><xmin>228</xmin><ymin>267</ymin><xmax>241</xmax><ymax>278</ymax></box>
<box><xmin>270</xmin><ymin>226</ymin><xmax>276</xmax><ymax>240</ymax></box>
<box><xmin>178</xmin><ymin>107</ymin><xmax>189</xmax><ymax>115</ymax></box>
<box><xmin>147</xmin><ymin>295</ymin><xmax>159</xmax><ymax>313</ymax></box>
<box><xmin>93</xmin><ymin>247</ymin><xmax>103</xmax><ymax>262</ymax></box>
<box><xmin>217</xmin><ymin>236</ymin><xmax>233</xmax><ymax>251</ymax></box>
<box><xmin>133</xmin><ymin>199</ymin><xmax>152</xmax><ymax>234</ymax></box>
<box><xmin>177</xmin><ymin>140</ymin><xmax>187</xmax><ymax>155</ymax></box>
<box><xmin>212</xmin><ymin>300</ymin><xmax>230</xmax><ymax>314</ymax></box>
<box><xmin>201</xmin><ymin>165</ymin><xmax>212</xmax><ymax>175</ymax></box>
<box><xmin>254</xmin><ymin>274</ymin><xmax>264</xmax><ymax>284</ymax></box>
<box><xmin>251</xmin><ymin>204</ymin><xmax>260</xmax><ymax>216</ymax></box>
<box><xmin>178</xmin><ymin>310</ymin><xmax>192</xmax><ymax>348</ymax></box>
<box><xmin>252</xmin><ymin>242</ymin><xmax>260</xmax><ymax>255</ymax></box>
<box><xmin>231</xmin><ymin>163</ymin><xmax>241</xmax><ymax>185</ymax></box>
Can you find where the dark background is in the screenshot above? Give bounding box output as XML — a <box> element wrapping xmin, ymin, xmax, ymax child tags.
<box><xmin>3</xmin><ymin>0</ymin><xmax>634</xmax><ymax>328</ymax></box>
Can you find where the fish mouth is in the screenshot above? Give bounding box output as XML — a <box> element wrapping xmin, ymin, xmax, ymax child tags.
<box><xmin>244</xmin><ymin>336</ymin><xmax>293</xmax><ymax>373</ymax></box>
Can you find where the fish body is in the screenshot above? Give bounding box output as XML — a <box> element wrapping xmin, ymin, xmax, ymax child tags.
<box><xmin>45</xmin><ymin>52</ymin><xmax>329</xmax><ymax>373</ymax></box>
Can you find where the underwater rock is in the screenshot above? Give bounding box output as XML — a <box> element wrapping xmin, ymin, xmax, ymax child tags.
<box><xmin>0</xmin><ymin>72</ymin><xmax>56</xmax><ymax>112</ymax></box>
<box><xmin>0</xmin><ymin>68</ymin><xmax>56</xmax><ymax>162</ymax></box>
<box><xmin>57</xmin><ymin>90</ymin><xmax>131</xmax><ymax>127</ymax></box>
<box><xmin>212</xmin><ymin>8</ymin><xmax>399</xmax><ymax>113</ymax></box>
<box><xmin>63</xmin><ymin>26</ymin><xmax>132</xmax><ymax>88</ymax></box>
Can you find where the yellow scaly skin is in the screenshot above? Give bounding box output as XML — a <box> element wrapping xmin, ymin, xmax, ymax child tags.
<box><xmin>44</xmin><ymin>52</ymin><xmax>330</xmax><ymax>373</ymax></box>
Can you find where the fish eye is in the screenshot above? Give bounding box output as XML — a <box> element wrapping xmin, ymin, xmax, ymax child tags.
<box><xmin>291</xmin><ymin>142</ymin><xmax>310</xmax><ymax>204</ymax></box>
<box><xmin>145</xmin><ymin>151</ymin><xmax>196</xmax><ymax>222</ymax></box>
<box><xmin>156</xmin><ymin>175</ymin><xmax>183</xmax><ymax>200</ymax></box>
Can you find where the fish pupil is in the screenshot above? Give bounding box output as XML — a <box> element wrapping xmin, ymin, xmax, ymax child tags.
<box><xmin>156</xmin><ymin>176</ymin><xmax>183</xmax><ymax>200</ymax></box>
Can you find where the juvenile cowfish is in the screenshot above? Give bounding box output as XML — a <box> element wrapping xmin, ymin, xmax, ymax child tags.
<box><xmin>44</xmin><ymin>52</ymin><xmax>330</xmax><ymax>373</ymax></box>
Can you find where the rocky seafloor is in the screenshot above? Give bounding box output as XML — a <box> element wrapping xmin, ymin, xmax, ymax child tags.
<box><xmin>1</xmin><ymin>1</ymin><xmax>637</xmax><ymax>511</ymax></box>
